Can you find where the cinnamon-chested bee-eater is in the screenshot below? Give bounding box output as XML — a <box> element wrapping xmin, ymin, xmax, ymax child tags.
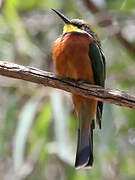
<box><xmin>52</xmin><ymin>9</ymin><xmax>106</xmax><ymax>169</ymax></box>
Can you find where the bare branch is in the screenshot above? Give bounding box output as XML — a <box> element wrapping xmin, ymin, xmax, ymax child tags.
<box><xmin>0</xmin><ymin>61</ymin><xmax>135</xmax><ymax>109</ymax></box>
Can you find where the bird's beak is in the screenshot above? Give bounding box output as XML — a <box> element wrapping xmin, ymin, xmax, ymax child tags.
<box><xmin>52</xmin><ymin>9</ymin><xmax>72</xmax><ymax>24</ymax></box>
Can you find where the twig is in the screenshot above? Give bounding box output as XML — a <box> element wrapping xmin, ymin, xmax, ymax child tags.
<box><xmin>0</xmin><ymin>61</ymin><xmax>135</xmax><ymax>109</ymax></box>
<box><xmin>83</xmin><ymin>0</ymin><xmax>135</xmax><ymax>56</ymax></box>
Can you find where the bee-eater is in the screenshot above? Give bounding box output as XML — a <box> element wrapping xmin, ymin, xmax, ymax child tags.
<box><xmin>52</xmin><ymin>9</ymin><xmax>106</xmax><ymax>169</ymax></box>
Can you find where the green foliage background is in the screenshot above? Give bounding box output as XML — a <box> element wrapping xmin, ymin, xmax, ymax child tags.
<box><xmin>0</xmin><ymin>0</ymin><xmax>135</xmax><ymax>179</ymax></box>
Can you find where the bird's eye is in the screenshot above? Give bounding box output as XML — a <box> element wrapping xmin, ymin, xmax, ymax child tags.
<box><xmin>80</xmin><ymin>25</ymin><xmax>90</xmax><ymax>33</ymax></box>
<box><xmin>81</xmin><ymin>25</ymin><xmax>85</xmax><ymax>31</ymax></box>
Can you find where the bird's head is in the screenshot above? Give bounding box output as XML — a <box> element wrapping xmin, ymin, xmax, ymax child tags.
<box><xmin>52</xmin><ymin>9</ymin><xmax>100</xmax><ymax>44</ymax></box>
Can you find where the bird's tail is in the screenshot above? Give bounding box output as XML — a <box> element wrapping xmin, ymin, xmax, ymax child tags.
<box><xmin>72</xmin><ymin>95</ymin><xmax>97</xmax><ymax>169</ymax></box>
<box><xmin>75</xmin><ymin>119</ymin><xmax>95</xmax><ymax>169</ymax></box>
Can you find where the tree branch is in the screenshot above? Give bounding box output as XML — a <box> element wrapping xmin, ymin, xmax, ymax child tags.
<box><xmin>0</xmin><ymin>61</ymin><xmax>135</xmax><ymax>109</ymax></box>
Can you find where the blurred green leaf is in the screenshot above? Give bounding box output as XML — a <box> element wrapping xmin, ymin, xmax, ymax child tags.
<box><xmin>68</xmin><ymin>113</ymin><xmax>77</xmax><ymax>140</ymax></box>
<box><xmin>35</xmin><ymin>101</ymin><xmax>52</xmax><ymax>136</ymax></box>
<box><xmin>13</xmin><ymin>98</ymin><xmax>39</xmax><ymax>172</ymax></box>
<box><xmin>122</xmin><ymin>0</ymin><xmax>135</xmax><ymax>10</ymax></box>
<box><xmin>38</xmin><ymin>0</ymin><xmax>60</xmax><ymax>9</ymax></box>
<box><xmin>28</xmin><ymin>101</ymin><xmax>52</xmax><ymax>163</ymax></box>
<box><xmin>0</xmin><ymin>96</ymin><xmax>17</xmax><ymax>156</ymax></box>
<box><xmin>106</xmin><ymin>0</ymin><xmax>135</xmax><ymax>11</ymax></box>
<box><xmin>29</xmin><ymin>101</ymin><xmax>52</xmax><ymax>143</ymax></box>
<box><xmin>19</xmin><ymin>0</ymin><xmax>60</xmax><ymax>12</ymax></box>
<box><xmin>15</xmin><ymin>0</ymin><xmax>39</xmax><ymax>12</ymax></box>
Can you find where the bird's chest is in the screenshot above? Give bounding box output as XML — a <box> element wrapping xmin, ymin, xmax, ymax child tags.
<box><xmin>53</xmin><ymin>33</ymin><xmax>94</xmax><ymax>83</ymax></box>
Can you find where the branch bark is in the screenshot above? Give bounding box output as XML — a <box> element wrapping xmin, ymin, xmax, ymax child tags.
<box><xmin>0</xmin><ymin>61</ymin><xmax>135</xmax><ymax>109</ymax></box>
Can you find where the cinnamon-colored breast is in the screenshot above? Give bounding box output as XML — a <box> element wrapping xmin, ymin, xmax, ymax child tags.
<box><xmin>53</xmin><ymin>32</ymin><xmax>94</xmax><ymax>84</ymax></box>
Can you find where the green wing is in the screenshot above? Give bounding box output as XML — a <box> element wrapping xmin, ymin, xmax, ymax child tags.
<box><xmin>88</xmin><ymin>41</ymin><xmax>106</xmax><ymax>128</ymax></box>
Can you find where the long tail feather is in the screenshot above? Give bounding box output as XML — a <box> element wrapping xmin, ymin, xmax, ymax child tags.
<box><xmin>85</xmin><ymin>120</ymin><xmax>95</xmax><ymax>167</ymax></box>
<box><xmin>75</xmin><ymin>120</ymin><xmax>95</xmax><ymax>169</ymax></box>
<box><xmin>72</xmin><ymin>95</ymin><xmax>97</xmax><ymax>169</ymax></box>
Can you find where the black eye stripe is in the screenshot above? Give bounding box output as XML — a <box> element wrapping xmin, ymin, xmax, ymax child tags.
<box><xmin>74</xmin><ymin>23</ymin><xmax>82</xmax><ymax>28</ymax></box>
<box><xmin>72</xmin><ymin>23</ymin><xmax>89</xmax><ymax>31</ymax></box>
<box><xmin>72</xmin><ymin>22</ymin><xmax>97</xmax><ymax>40</ymax></box>
<box><xmin>81</xmin><ymin>25</ymin><xmax>90</xmax><ymax>33</ymax></box>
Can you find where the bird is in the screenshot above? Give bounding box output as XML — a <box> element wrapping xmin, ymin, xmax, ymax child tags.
<box><xmin>52</xmin><ymin>9</ymin><xmax>106</xmax><ymax>169</ymax></box>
